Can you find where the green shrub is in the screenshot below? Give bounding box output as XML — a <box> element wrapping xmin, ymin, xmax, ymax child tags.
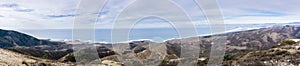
<box><xmin>280</xmin><ymin>40</ymin><xmax>296</xmax><ymax>45</ymax></box>
<box><xmin>273</xmin><ymin>40</ymin><xmax>297</xmax><ymax>48</ymax></box>
<box><xmin>42</xmin><ymin>54</ymin><xmax>49</xmax><ymax>59</ymax></box>
<box><xmin>64</xmin><ymin>54</ymin><xmax>76</xmax><ymax>62</ymax></box>
<box><xmin>158</xmin><ymin>60</ymin><xmax>168</xmax><ymax>66</ymax></box>
<box><xmin>224</xmin><ymin>54</ymin><xmax>234</xmax><ymax>60</ymax></box>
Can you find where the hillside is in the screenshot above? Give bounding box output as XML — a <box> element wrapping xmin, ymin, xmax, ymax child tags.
<box><xmin>0</xmin><ymin>29</ymin><xmax>63</xmax><ymax>48</ymax></box>
<box><xmin>223</xmin><ymin>41</ymin><xmax>300</xmax><ymax>66</ymax></box>
<box><xmin>0</xmin><ymin>48</ymin><xmax>72</xmax><ymax>66</ymax></box>
<box><xmin>1</xmin><ymin>25</ymin><xmax>300</xmax><ymax>66</ymax></box>
<box><xmin>165</xmin><ymin>25</ymin><xmax>300</xmax><ymax>54</ymax></box>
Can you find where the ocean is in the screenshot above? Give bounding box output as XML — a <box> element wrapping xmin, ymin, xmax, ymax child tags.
<box><xmin>17</xmin><ymin>24</ymin><xmax>272</xmax><ymax>43</ymax></box>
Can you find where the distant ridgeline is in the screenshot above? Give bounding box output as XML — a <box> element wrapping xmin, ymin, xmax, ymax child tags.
<box><xmin>0</xmin><ymin>29</ymin><xmax>62</xmax><ymax>48</ymax></box>
<box><xmin>0</xmin><ymin>25</ymin><xmax>300</xmax><ymax>65</ymax></box>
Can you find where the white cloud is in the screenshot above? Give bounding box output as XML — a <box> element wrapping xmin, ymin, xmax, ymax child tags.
<box><xmin>218</xmin><ymin>0</ymin><xmax>300</xmax><ymax>24</ymax></box>
<box><xmin>0</xmin><ymin>0</ymin><xmax>80</xmax><ymax>30</ymax></box>
<box><xmin>0</xmin><ymin>0</ymin><xmax>300</xmax><ymax>30</ymax></box>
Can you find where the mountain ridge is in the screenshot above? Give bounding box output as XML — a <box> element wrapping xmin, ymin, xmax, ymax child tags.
<box><xmin>0</xmin><ymin>29</ymin><xmax>63</xmax><ymax>48</ymax></box>
<box><xmin>1</xmin><ymin>25</ymin><xmax>300</xmax><ymax>65</ymax></box>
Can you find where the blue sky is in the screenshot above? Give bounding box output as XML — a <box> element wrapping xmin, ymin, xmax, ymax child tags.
<box><xmin>0</xmin><ymin>0</ymin><xmax>300</xmax><ymax>29</ymax></box>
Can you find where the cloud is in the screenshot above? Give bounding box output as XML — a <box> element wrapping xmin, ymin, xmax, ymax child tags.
<box><xmin>1</xmin><ymin>0</ymin><xmax>300</xmax><ymax>30</ymax></box>
<box><xmin>218</xmin><ymin>0</ymin><xmax>300</xmax><ymax>24</ymax></box>
<box><xmin>0</xmin><ymin>0</ymin><xmax>80</xmax><ymax>29</ymax></box>
<box><xmin>224</xmin><ymin>9</ymin><xmax>287</xmax><ymax>20</ymax></box>
<box><xmin>0</xmin><ymin>3</ymin><xmax>34</xmax><ymax>12</ymax></box>
<box><xmin>0</xmin><ymin>3</ymin><xmax>18</xmax><ymax>8</ymax></box>
<box><xmin>14</xmin><ymin>8</ymin><xmax>34</xmax><ymax>12</ymax></box>
<box><xmin>47</xmin><ymin>14</ymin><xmax>76</xmax><ymax>18</ymax></box>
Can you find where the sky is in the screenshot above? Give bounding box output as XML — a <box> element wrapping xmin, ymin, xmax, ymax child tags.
<box><xmin>0</xmin><ymin>0</ymin><xmax>300</xmax><ymax>30</ymax></box>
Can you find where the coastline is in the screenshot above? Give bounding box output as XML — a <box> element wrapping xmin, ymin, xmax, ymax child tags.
<box><xmin>41</xmin><ymin>26</ymin><xmax>266</xmax><ymax>44</ymax></box>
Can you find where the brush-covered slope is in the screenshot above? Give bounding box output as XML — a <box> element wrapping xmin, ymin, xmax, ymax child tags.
<box><xmin>0</xmin><ymin>29</ymin><xmax>63</xmax><ymax>48</ymax></box>
<box><xmin>0</xmin><ymin>48</ymin><xmax>72</xmax><ymax>66</ymax></box>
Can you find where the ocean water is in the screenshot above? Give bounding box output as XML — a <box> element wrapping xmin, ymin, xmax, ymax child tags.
<box><xmin>18</xmin><ymin>24</ymin><xmax>270</xmax><ymax>43</ymax></box>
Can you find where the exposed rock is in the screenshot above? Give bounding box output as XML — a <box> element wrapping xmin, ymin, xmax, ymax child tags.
<box><xmin>101</xmin><ymin>60</ymin><xmax>123</xmax><ymax>66</ymax></box>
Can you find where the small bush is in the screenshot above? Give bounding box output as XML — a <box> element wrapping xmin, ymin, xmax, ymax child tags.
<box><xmin>42</xmin><ymin>54</ymin><xmax>49</xmax><ymax>59</ymax></box>
<box><xmin>275</xmin><ymin>51</ymin><xmax>287</xmax><ymax>55</ymax></box>
<box><xmin>273</xmin><ymin>40</ymin><xmax>297</xmax><ymax>48</ymax></box>
<box><xmin>280</xmin><ymin>40</ymin><xmax>296</xmax><ymax>45</ymax></box>
<box><xmin>158</xmin><ymin>60</ymin><xmax>168</xmax><ymax>66</ymax></box>
<box><xmin>224</xmin><ymin>54</ymin><xmax>234</xmax><ymax>60</ymax></box>
<box><xmin>64</xmin><ymin>54</ymin><xmax>76</xmax><ymax>62</ymax></box>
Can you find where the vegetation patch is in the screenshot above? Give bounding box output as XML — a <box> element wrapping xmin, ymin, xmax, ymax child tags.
<box><xmin>224</xmin><ymin>54</ymin><xmax>235</xmax><ymax>60</ymax></box>
<box><xmin>272</xmin><ymin>40</ymin><xmax>296</xmax><ymax>48</ymax></box>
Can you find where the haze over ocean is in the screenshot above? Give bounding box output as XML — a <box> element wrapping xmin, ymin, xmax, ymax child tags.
<box><xmin>18</xmin><ymin>24</ymin><xmax>271</xmax><ymax>43</ymax></box>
